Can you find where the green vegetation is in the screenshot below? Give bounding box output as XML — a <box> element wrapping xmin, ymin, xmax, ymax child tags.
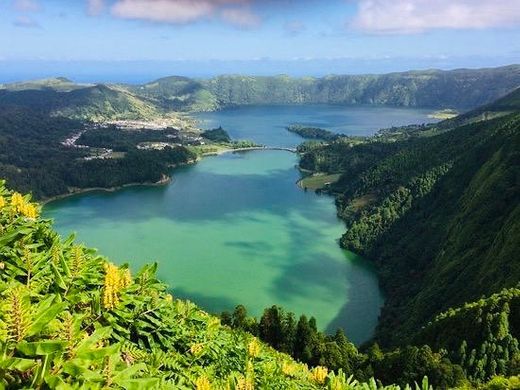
<box><xmin>77</xmin><ymin>126</ymin><xmax>181</xmax><ymax>152</ymax></box>
<box><xmin>222</xmin><ymin>305</ymin><xmax>467</xmax><ymax>388</ymax></box>
<box><xmin>123</xmin><ymin>76</ymin><xmax>219</xmax><ymax>112</ymax></box>
<box><xmin>1</xmin><ymin>70</ymin><xmax>519</xmax><ymax>388</ymax></box>
<box><xmin>286</xmin><ymin>125</ymin><xmax>341</xmax><ymax>141</ymax></box>
<box><xmin>416</xmin><ymin>287</ymin><xmax>520</xmax><ymax>383</ymax></box>
<box><xmin>198</xmin><ymin>66</ymin><xmax>520</xmax><ymax>110</ymax></box>
<box><xmin>201</xmin><ymin>127</ymin><xmax>231</xmax><ymax>143</ymax></box>
<box><xmin>0</xmin><ymin>182</ymin><xmax>439</xmax><ymax>389</ymax></box>
<box><xmin>0</xmin><ymin>82</ymin><xmax>164</xmax><ymax>121</ymax></box>
<box><xmin>297</xmin><ymin>89</ymin><xmax>520</xmax><ymax>367</ymax></box>
<box><xmin>4</xmin><ymin>65</ymin><xmax>519</xmax><ymax>118</ymax></box>
<box><xmin>299</xmin><ymin>174</ymin><xmax>342</xmax><ymax>191</ymax></box>
<box><xmin>0</xmin><ymin>108</ymin><xmax>195</xmax><ymax>200</ymax></box>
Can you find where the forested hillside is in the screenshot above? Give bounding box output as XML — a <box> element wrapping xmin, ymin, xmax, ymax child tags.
<box><xmin>0</xmin><ymin>107</ymin><xmax>196</xmax><ymax>200</ymax></box>
<box><xmin>0</xmin><ymin>83</ymin><xmax>162</xmax><ymax>121</ymax></box>
<box><xmin>199</xmin><ymin>65</ymin><xmax>520</xmax><ymax>110</ymax></box>
<box><xmin>298</xmin><ymin>90</ymin><xmax>520</xmax><ymax>351</ymax></box>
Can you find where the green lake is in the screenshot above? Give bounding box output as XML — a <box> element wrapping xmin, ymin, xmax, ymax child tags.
<box><xmin>45</xmin><ymin>105</ymin><xmax>435</xmax><ymax>344</ymax></box>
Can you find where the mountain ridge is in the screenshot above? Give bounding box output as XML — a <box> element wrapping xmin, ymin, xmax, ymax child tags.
<box><xmin>1</xmin><ymin>65</ymin><xmax>519</xmax><ymax>117</ymax></box>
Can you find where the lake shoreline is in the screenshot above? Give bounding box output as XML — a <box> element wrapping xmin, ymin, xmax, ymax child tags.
<box><xmin>41</xmin><ymin>174</ymin><xmax>174</xmax><ymax>205</ymax></box>
<box><xmin>42</xmin><ymin>146</ymin><xmax>296</xmax><ymax>205</ymax></box>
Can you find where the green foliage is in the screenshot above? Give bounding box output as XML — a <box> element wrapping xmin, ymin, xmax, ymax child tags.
<box><xmin>0</xmin><ymin>108</ymin><xmax>196</xmax><ymax>200</ymax></box>
<box><xmin>0</xmin><ymin>182</ymin><xmax>429</xmax><ymax>389</ymax></box>
<box><xmin>199</xmin><ymin>66</ymin><xmax>520</xmax><ymax>110</ymax></box>
<box><xmin>416</xmin><ymin>287</ymin><xmax>520</xmax><ymax>382</ymax></box>
<box><xmin>0</xmin><ymin>84</ymin><xmax>162</xmax><ymax>121</ymax></box>
<box><xmin>222</xmin><ymin>305</ymin><xmax>466</xmax><ymax>389</ymax></box>
<box><xmin>201</xmin><ymin>127</ymin><xmax>231</xmax><ymax>143</ymax></box>
<box><xmin>78</xmin><ymin>126</ymin><xmax>182</xmax><ymax>152</ymax></box>
<box><xmin>286</xmin><ymin>125</ymin><xmax>341</xmax><ymax>141</ymax></box>
<box><xmin>297</xmin><ymin>94</ymin><xmax>520</xmax><ymax>384</ymax></box>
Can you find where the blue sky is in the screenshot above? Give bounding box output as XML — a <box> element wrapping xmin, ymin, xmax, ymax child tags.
<box><xmin>0</xmin><ymin>0</ymin><xmax>519</xmax><ymax>81</ymax></box>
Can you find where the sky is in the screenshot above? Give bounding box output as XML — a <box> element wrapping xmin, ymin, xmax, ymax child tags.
<box><xmin>0</xmin><ymin>0</ymin><xmax>519</xmax><ymax>82</ymax></box>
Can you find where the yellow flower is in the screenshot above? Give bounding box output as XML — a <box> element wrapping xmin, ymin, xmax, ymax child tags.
<box><xmin>0</xmin><ymin>196</ymin><xmax>5</xmax><ymax>209</ymax></box>
<box><xmin>120</xmin><ymin>269</ymin><xmax>132</xmax><ymax>288</ymax></box>
<box><xmin>310</xmin><ymin>366</ymin><xmax>328</xmax><ymax>384</ymax></box>
<box><xmin>236</xmin><ymin>377</ymin><xmax>254</xmax><ymax>390</ymax></box>
<box><xmin>246</xmin><ymin>359</ymin><xmax>254</xmax><ymax>375</ymax></box>
<box><xmin>103</xmin><ymin>263</ymin><xmax>121</xmax><ymax>310</ymax></box>
<box><xmin>102</xmin><ymin>264</ymin><xmax>133</xmax><ymax>309</ymax></box>
<box><xmin>9</xmin><ymin>193</ymin><xmax>38</xmax><ymax>219</ymax></box>
<box><xmin>195</xmin><ymin>376</ymin><xmax>211</xmax><ymax>390</ymax></box>
<box><xmin>21</xmin><ymin>203</ymin><xmax>38</xmax><ymax>219</ymax></box>
<box><xmin>165</xmin><ymin>293</ymin><xmax>173</xmax><ymax>302</ymax></box>
<box><xmin>190</xmin><ymin>343</ymin><xmax>204</xmax><ymax>355</ymax></box>
<box><xmin>247</xmin><ymin>338</ymin><xmax>261</xmax><ymax>358</ymax></box>
<box><xmin>282</xmin><ymin>362</ymin><xmax>298</xmax><ymax>377</ymax></box>
<box><xmin>11</xmin><ymin>192</ymin><xmax>23</xmax><ymax>208</ymax></box>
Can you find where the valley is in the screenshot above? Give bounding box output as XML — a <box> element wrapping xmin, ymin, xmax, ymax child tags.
<box><xmin>0</xmin><ymin>66</ymin><xmax>519</xmax><ymax>389</ymax></box>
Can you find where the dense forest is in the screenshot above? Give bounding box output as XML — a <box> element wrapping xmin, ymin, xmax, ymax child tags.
<box><xmin>201</xmin><ymin>127</ymin><xmax>231</xmax><ymax>143</ymax></box>
<box><xmin>286</xmin><ymin>125</ymin><xmax>341</xmax><ymax>141</ymax></box>
<box><xmin>0</xmin><ymin>81</ymin><xmax>163</xmax><ymax>121</ymax></box>
<box><xmin>222</xmin><ymin>284</ymin><xmax>520</xmax><ymax>388</ymax></box>
<box><xmin>221</xmin><ymin>305</ymin><xmax>466</xmax><ymax>388</ymax></box>
<box><xmin>0</xmin><ymin>107</ymin><xmax>195</xmax><ymax>200</ymax></box>
<box><xmin>298</xmin><ymin>89</ymin><xmax>520</xmax><ymax>383</ymax></box>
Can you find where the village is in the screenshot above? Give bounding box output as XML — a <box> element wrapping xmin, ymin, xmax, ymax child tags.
<box><xmin>60</xmin><ymin>118</ymin><xmax>207</xmax><ymax>160</ymax></box>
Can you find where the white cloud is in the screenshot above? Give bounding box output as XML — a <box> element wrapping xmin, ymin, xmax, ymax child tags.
<box><xmin>351</xmin><ymin>0</ymin><xmax>520</xmax><ymax>33</ymax></box>
<box><xmin>13</xmin><ymin>0</ymin><xmax>40</xmax><ymax>12</ymax></box>
<box><xmin>110</xmin><ymin>0</ymin><xmax>255</xmax><ymax>27</ymax></box>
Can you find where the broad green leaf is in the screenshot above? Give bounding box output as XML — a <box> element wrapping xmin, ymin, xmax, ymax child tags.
<box><xmin>27</xmin><ymin>296</ymin><xmax>67</xmax><ymax>337</ymax></box>
<box><xmin>0</xmin><ymin>357</ymin><xmax>36</xmax><ymax>371</ymax></box>
<box><xmin>117</xmin><ymin>378</ymin><xmax>161</xmax><ymax>390</ymax></box>
<box><xmin>50</xmin><ymin>261</ymin><xmax>68</xmax><ymax>290</ymax></box>
<box><xmin>75</xmin><ymin>344</ymin><xmax>119</xmax><ymax>360</ymax></box>
<box><xmin>112</xmin><ymin>363</ymin><xmax>146</xmax><ymax>381</ymax></box>
<box><xmin>75</xmin><ymin>326</ymin><xmax>112</xmax><ymax>355</ymax></box>
<box><xmin>16</xmin><ymin>340</ymin><xmax>67</xmax><ymax>356</ymax></box>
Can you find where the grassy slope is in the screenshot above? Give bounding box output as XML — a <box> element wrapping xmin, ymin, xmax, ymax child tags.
<box><xmin>0</xmin><ymin>81</ymin><xmax>163</xmax><ymax>121</ymax></box>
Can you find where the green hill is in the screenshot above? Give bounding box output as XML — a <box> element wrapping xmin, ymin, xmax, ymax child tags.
<box><xmin>0</xmin><ymin>77</ymin><xmax>82</xmax><ymax>92</ymax></box>
<box><xmin>0</xmin><ymin>183</ymin><xmax>434</xmax><ymax>389</ymax></box>
<box><xmin>111</xmin><ymin>65</ymin><xmax>520</xmax><ymax>113</ymax></box>
<box><xmin>298</xmin><ymin>92</ymin><xmax>520</xmax><ymax>351</ymax></box>
<box><xmin>125</xmin><ymin>76</ymin><xmax>219</xmax><ymax>112</ymax></box>
<box><xmin>0</xmin><ymin>82</ymin><xmax>162</xmax><ymax>121</ymax></box>
<box><xmin>2</xmin><ymin>66</ymin><xmax>519</xmax><ymax>119</ymax></box>
<box><xmin>198</xmin><ymin>66</ymin><xmax>520</xmax><ymax>110</ymax></box>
